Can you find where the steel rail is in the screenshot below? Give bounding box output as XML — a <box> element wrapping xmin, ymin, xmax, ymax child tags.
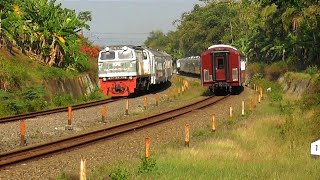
<box><xmin>0</xmin><ymin>95</ymin><xmax>229</xmax><ymax>168</ymax></box>
<box><xmin>0</xmin><ymin>98</ymin><xmax>125</xmax><ymax>124</ymax></box>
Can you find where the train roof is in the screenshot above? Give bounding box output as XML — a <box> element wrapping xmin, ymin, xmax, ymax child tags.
<box><xmin>144</xmin><ymin>48</ymin><xmax>172</xmax><ymax>58</ymax></box>
<box><xmin>177</xmin><ymin>56</ymin><xmax>200</xmax><ymax>61</ymax></box>
<box><xmin>203</xmin><ymin>44</ymin><xmax>245</xmax><ymax>57</ymax></box>
<box><xmin>207</xmin><ymin>44</ymin><xmax>238</xmax><ymax>51</ymax></box>
<box><xmin>101</xmin><ymin>45</ymin><xmax>144</xmax><ymax>52</ymax></box>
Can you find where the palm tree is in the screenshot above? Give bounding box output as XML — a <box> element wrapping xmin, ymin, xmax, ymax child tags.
<box><xmin>78</xmin><ymin>11</ymin><xmax>92</xmax><ymax>35</ymax></box>
<box><xmin>0</xmin><ymin>0</ymin><xmax>15</xmax><ymax>48</ymax></box>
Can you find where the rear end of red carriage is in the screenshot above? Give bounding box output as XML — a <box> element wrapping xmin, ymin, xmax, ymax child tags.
<box><xmin>201</xmin><ymin>44</ymin><xmax>246</xmax><ymax>94</ymax></box>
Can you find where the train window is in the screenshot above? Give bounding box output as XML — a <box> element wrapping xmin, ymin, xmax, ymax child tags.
<box><xmin>143</xmin><ymin>52</ymin><xmax>148</xmax><ymax>60</ymax></box>
<box><xmin>218</xmin><ymin>58</ymin><xmax>224</xmax><ymax>69</ymax></box>
<box><xmin>100</xmin><ymin>52</ymin><xmax>115</xmax><ymax>60</ymax></box>
<box><xmin>118</xmin><ymin>50</ymin><xmax>133</xmax><ymax>59</ymax></box>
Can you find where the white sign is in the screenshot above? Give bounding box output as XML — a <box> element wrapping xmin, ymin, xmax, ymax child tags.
<box><xmin>311</xmin><ymin>139</ymin><xmax>320</xmax><ymax>156</ymax></box>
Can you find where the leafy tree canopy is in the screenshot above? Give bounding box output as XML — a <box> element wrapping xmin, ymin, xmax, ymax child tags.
<box><xmin>145</xmin><ymin>0</ymin><xmax>320</xmax><ymax>70</ymax></box>
<box><xmin>0</xmin><ymin>0</ymin><xmax>93</xmax><ymax>72</ymax></box>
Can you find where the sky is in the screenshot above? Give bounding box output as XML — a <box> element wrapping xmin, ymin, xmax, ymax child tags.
<box><xmin>57</xmin><ymin>0</ymin><xmax>200</xmax><ymax>46</ymax></box>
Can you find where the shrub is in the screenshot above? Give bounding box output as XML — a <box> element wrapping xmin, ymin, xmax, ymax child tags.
<box><xmin>0</xmin><ymin>87</ymin><xmax>49</xmax><ymax>115</ymax></box>
<box><xmin>52</xmin><ymin>94</ymin><xmax>74</xmax><ymax>107</ymax></box>
<box><xmin>80</xmin><ymin>45</ymin><xmax>100</xmax><ymax>58</ymax></box>
<box><xmin>300</xmin><ymin>93</ymin><xmax>320</xmax><ymax>110</ymax></box>
<box><xmin>20</xmin><ymin>86</ymin><xmax>49</xmax><ymax>112</ymax></box>
<box><xmin>0</xmin><ymin>59</ymin><xmax>30</xmax><ymax>90</ymax></box>
<box><xmin>138</xmin><ymin>156</ymin><xmax>157</xmax><ymax>174</ymax></box>
<box><xmin>246</xmin><ymin>62</ymin><xmax>264</xmax><ymax>78</ymax></box>
<box><xmin>74</xmin><ymin>53</ymin><xmax>91</xmax><ymax>72</ymax></box>
<box><xmin>82</xmin><ymin>87</ymin><xmax>104</xmax><ymax>101</ymax></box>
<box><xmin>304</xmin><ymin>65</ymin><xmax>319</xmax><ymax>76</ymax></box>
<box><xmin>264</xmin><ymin>61</ymin><xmax>288</xmax><ymax>81</ymax></box>
<box><xmin>109</xmin><ymin>166</ymin><xmax>129</xmax><ymax>180</ymax></box>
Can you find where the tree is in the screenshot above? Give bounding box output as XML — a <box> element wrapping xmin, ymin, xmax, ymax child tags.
<box><xmin>78</xmin><ymin>11</ymin><xmax>92</xmax><ymax>34</ymax></box>
<box><xmin>144</xmin><ymin>0</ymin><xmax>320</xmax><ymax>69</ymax></box>
<box><xmin>0</xmin><ymin>0</ymin><xmax>15</xmax><ymax>48</ymax></box>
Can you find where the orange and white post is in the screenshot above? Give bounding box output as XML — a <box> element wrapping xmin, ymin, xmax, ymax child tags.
<box><xmin>212</xmin><ymin>113</ymin><xmax>216</xmax><ymax>132</ymax></box>
<box><xmin>80</xmin><ymin>159</ymin><xmax>86</xmax><ymax>180</ymax></box>
<box><xmin>242</xmin><ymin>101</ymin><xmax>245</xmax><ymax>116</ymax></box>
<box><xmin>125</xmin><ymin>99</ymin><xmax>129</xmax><ymax>115</ymax></box>
<box><xmin>145</xmin><ymin>136</ymin><xmax>151</xmax><ymax>158</ymax></box>
<box><xmin>178</xmin><ymin>87</ymin><xmax>181</xmax><ymax>95</ymax></box>
<box><xmin>20</xmin><ymin>120</ymin><xmax>25</xmax><ymax>146</ymax></box>
<box><xmin>229</xmin><ymin>107</ymin><xmax>233</xmax><ymax>120</ymax></box>
<box><xmin>155</xmin><ymin>94</ymin><xmax>159</xmax><ymax>106</ymax></box>
<box><xmin>185</xmin><ymin>123</ymin><xmax>190</xmax><ymax>147</ymax></box>
<box><xmin>183</xmin><ymin>81</ymin><xmax>187</xmax><ymax>90</ymax></box>
<box><xmin>68</xmin><ymin>106</ymin><xmax>72</xmax><ymax>125</ymax></box>
<box><xmin>182</xmin><ymin>86</ymin><xmax>185</xmax><ymax>93</ymax></box>
<box><xmin>144</xmin><ymin>96</ymin><xmax>147</xmax><ymax>110</ymax></box>
<box><xmin>101</xmin><ymin>105</ymin><xmax>107</xmax><ymax>122</ymax></box>
<box><xmin>258</xmin><ymin>94</ymin><xmax>261</xmax><ymax>103</ymax></box>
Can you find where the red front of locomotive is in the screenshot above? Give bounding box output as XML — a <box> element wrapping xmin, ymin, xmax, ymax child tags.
<box><xmin>201</xmin><ymin>44</ymin><xmax>243</xmax><ymax>93</ymax></box>
<box><xmin>99</xmin><ymin>77</ymin><xmax>137</xmax><ymax>97</ymax></box>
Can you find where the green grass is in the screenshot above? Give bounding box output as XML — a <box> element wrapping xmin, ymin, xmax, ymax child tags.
<box><xmin>141</xmin><ymin>99</ymin><xmax>320</xmax><ymax>179</ymax></box>
<box><xmin>0</xmin><ymin>54</ymin><xmax>77</xmax><ymax>89</ymax></box>
<box><xmin>170</xmin><ymin>75</ymin><xmax>207</xmax><ymax>100</ymax></box>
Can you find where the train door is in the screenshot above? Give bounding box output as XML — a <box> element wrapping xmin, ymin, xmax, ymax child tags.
<box><xmin>212</xmin><ymin>52</ymin><xmax>229</xmax><ymax>82</ymax></box>
<box><xmin>215</xmin><ymin>56</ymin><xmax>226</xmax><ymax>81</ymax></box>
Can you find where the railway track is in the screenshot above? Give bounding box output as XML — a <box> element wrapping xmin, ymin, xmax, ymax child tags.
<box><xmin>0</xmin><ymin>98</ymin><xmax>125</xmax><ymax>124</ymax></box>
<box><xmin>0</xmin><ymin>95</ymin><xmax>229</xmax><ymax>168</ymax></box>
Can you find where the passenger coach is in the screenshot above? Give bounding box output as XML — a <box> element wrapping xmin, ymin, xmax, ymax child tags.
<box><xmin>201</xmin><ymin>44</ymin><xmax>246</xmax><ymax>94</ymax></box>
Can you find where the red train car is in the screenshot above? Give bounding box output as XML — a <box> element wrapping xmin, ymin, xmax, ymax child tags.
<box><xmin>201</xmin><ymin>44</ymin><xmax>246</xmax><ymax>94</ymax></box>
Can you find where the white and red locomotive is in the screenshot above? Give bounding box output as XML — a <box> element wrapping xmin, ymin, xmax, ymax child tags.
<box><xmin>201</xmin><ymin>44</ymin><xmax>246</xmax><ymax>94</ymax></box>
<box><xmin>98</xmin><ymin>45</ymin><xmax>172</xmax><ymax>97</ymax></box>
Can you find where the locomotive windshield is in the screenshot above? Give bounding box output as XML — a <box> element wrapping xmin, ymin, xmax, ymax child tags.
<box><xmin>98</xmin><ymin>49</ymin><xmax>137</xmax><ymax>77</ymax></box>
<box><xmin>100</xmin><ymin>52</ymin><xmax>115</xmax><ymax>60</ymax></box>
<box><xmin>118</xmin><ymin>50</ymin><xmax>134</xmax><ymax>59</ymax></box>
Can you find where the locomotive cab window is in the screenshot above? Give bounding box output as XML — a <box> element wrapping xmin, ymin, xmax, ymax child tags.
<box><xmin>218</xmin><ymin>58</ymin><xmax>224</xmax><ymax>69</ymax></box>
<box><xmin>118</xmin><ymin>50</ymin><xmax>133</xmax><ymax>59</ymax></box>
<box><xmin>100</xmin><ymin>52</ymin><xmax>115</xmax><ymax>60</ymax></box>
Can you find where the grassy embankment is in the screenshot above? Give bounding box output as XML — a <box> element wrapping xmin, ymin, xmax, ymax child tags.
<box><xmin>65</xmin><ymin>73</ymin><xmax>320</xmax><ymax>180</ymax></box>
<box><xmin>0</xmin><ymin>49</ymin><xmax>104</xmax><ymax>117</ymax></box>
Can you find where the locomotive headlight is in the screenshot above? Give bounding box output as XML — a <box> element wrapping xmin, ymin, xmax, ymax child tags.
<box><xmin>128</xmin><ymin>76</ymin><xmax>133</xmax><ymax>80</ymax></box>
<box><xmin>102</xmin><ymin>77</ymin><xmax>107</xmax><ymax>82</ymax></box>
